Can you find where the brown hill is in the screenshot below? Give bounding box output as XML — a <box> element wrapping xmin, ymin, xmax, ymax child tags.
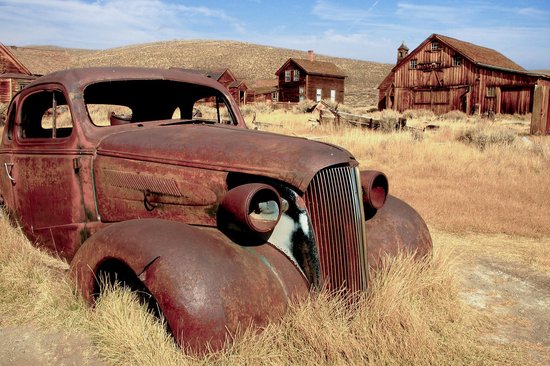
<box><xmin>15</xmin><ymin>40</ymin><xmax>394</xmax><ymax>107</ymax></box>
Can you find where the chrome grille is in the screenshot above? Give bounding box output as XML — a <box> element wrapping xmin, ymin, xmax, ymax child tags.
<box><xmin>304</xmin><ymin>166</ymin><xmax>368</xmax><ymax>293</ymax></box>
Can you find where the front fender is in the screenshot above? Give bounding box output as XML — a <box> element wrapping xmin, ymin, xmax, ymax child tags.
<box><xmin>365</xmin><ymin>195</ymin><xmax>432</xmax><ymax>272</ymax></box>
<box><xmin>70</xmin><ymin>219</ymin><xmax>309</xmax><ymax>352</ymax></box>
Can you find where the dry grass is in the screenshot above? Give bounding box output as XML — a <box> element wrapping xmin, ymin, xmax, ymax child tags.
<box><xmin>1</xmin><ymin>212</ymin><xmax>524</xmax><ymax>365</ymax></box>
<box><xmin>261</xmin><ymin>112</ymin><xmax>549</xmax><ymax>238</ymax></box>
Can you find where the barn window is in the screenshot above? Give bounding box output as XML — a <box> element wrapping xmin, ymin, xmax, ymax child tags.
<box><xmin>431</xmin><ymin>41</ymin><xmax>440</xmax><ymax>51</ymax></box>
<box><xmin>410</xmin><ymin>59</ymin><xmax>417</xmax><ymax>69</ymax></box>
<box><xmin>316</xmin><ymin>88</ymin><xmax>322</xmax><ymax>102</ymax></box>
<box><xmin>452</xmin><ymin>55</ymin><xmax>462</xmax><ymax>66</ymax></box>
<box><xmin>330</xmin><ymin>90</ymin><xmax>336</xmax><ymax>102</ymax></box>
<box><xmin>285</xmin><ymin>70</ymin><xmax>291</xmax><ymax>82</ymax></box>
<box><xmin>299</xmin><ymin>86</ymin><xmax>305</xmax><ymax>102</ymax></box>
<box><xmin>486</xmin><ymin>87</ymin><xmax>496</xmax><ymax>98</ymax></box>
<box><xmin>293</xmin><ymin>70</ymin><xmax>300</xmax><ymax>81</ymax></box>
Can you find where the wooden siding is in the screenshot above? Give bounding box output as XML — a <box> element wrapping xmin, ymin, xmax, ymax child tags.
<box><xmin>531</xmin><ymin>79</ymin><xmax>550</xmax><ymax>135</ymax></box>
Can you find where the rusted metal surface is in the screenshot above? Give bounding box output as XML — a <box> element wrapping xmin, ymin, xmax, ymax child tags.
<box><xmin>70</xmin><ymin>219</ymin><xmax>309</xmax><ymax>353</ymax></box>
<box><xmin>0</xmin><ymin>67</ymin><xmax>433</xmax><ymax>353</ymax></box>
<box><xmin>364</xmin><ymin>195</ymin><xmax>433</xmax><ymax>273</ymax></box>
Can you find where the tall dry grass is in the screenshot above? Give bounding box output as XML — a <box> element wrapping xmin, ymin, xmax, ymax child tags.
<box><xmin>261</xmin><ymin>111</ymin><xmax>549</xmax><ymax>238</ymax></box>
<box><xmin>1</xmin><ymin>211</ymin><xmax>524</xmax><ymax>365</ymax></box>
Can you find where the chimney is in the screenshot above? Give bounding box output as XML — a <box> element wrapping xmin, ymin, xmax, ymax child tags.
<box><xmin>308</xmin><ymin>50</ymin><xmax>315</xmax><ymax>62</ymax></box>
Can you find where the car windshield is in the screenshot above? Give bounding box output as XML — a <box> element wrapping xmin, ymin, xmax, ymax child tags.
<box><xmin>83</xmin><ymin>79</ymin><xmax>236</xmax><ymax>127</ymax></box>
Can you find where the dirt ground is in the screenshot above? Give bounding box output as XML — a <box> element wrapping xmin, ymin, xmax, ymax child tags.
<box><xmin>1</xmin><ymin>232</ymin><xmax>549</xmax><ymax>366</ymax></box>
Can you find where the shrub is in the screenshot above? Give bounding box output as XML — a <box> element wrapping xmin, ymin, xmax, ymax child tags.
<box><xmin>292</xmin><ymin>99</ymin><xmax>317</xmax><ymax>113</ymax></box>
<box><xmin>439</xmin><ymin>110</ymin><xmax>469</xmax><ymax>122</ymax></box>
<box><xmin>378</xmin><ymin>109</ymin><xmax>405</xmax><ymax>132</ymax></box>
<box><xmin>402</xmin><ymin>109</ymin><xmax>436</xmax><ymax>121</ymax></box>
<box><xmin>458</xmin><ymin>127</ymin><xmax>516</xmax><ymax>150</ymax></box>
<box><xmin>239</xmin><ymin>102</ymin><xmax>273</xmax><ymax>117</ymax></box>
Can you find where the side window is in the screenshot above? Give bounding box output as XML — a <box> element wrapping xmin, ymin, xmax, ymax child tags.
<box><xmin>193</xmin><ymin>96</ymin><xmax>235</xmax><ymax>125</ymax></box>
<box><xmin>19</xmin><ymin>90</ymin><xmax>73</xmax><ymax>139</ymax></box>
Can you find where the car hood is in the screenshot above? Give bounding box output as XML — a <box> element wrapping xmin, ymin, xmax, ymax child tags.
<box><xmin>96</xmin><ymin>124</ymin><xmax>357</xmax><ymax>192</ymax></box>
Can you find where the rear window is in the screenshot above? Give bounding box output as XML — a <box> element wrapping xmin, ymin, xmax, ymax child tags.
<box><xmin>83</xmin><ymin>80</ymin><xmax>237</xmax><ymax>126</ymax></box>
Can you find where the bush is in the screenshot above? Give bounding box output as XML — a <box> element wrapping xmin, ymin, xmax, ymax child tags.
<box><xmin>378</xmin><ymin>109</ymin><xmax>405</xmax><ymax>132</ymax></box>
<box><xmin>439</xmin><ymin>110</ymin><xmax>469</xmax><ymax>122</ymax></box>
<box><xmin>402</xmin><ymin>109</ymin><xmax>436</xmax><ymax>121</ymax></box>
<box><xmin>292</xmin><ymin>99</ymin><xmax>317</xmax><ymax>113</ymax></box>
<box><xmin>458</xmin><ymin>127</ymin><xmax>516</xmax><ymax>150</ymax></box>
<box><xmin>239</xmin><ymin>102</ymin><xmax>273</xmax><ymax>117</ymax></box>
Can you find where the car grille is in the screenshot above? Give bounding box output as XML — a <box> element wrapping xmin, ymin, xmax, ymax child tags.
<box><xmin>304</xmin><ymin>166</ymin><xmax>368</xmax><ymax>293</ymax></box>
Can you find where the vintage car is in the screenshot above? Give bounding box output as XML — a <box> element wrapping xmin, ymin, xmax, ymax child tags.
<box><xmin>0</xmin><ymin>67</ymin><xmax>431</xmax><ymax>352</ymax></box>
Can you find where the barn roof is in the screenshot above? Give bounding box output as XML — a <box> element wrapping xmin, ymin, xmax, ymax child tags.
<box><xmin>395</xmin><ymin>34</ymin><xmax>526</xmax><ymax>74</ymax></box>
<box><xmin>434</xmin><ymin>34</ymin><xmax>525</xmax><ymax>72</ymax></box>
<box><xmin>276</xmin><ymin>58</ymin><xmax>346</xmax><ymax>78</ymax></box>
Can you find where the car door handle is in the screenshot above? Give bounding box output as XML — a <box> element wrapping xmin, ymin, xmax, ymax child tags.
<box><xmin>4</xmin><ymin>163</ymin><xmax>15</xmax><ymax>184</ymax></box>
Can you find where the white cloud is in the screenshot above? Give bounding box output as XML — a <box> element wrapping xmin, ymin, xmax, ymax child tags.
<box><xmin>0</xmin><ymin>0</ymin><xmax>245</xmax><ymax>48</ymax></box>
<box><xmin>312</xmin><ymin>0</ymin><xmax>378</xmax><ymax>22</ymax></box>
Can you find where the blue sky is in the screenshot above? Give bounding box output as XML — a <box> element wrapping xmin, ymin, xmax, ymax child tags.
<box><xmin>1</xmin><ymin>0</ymin><xmax>549</xmax><ymax>69</ymax></box>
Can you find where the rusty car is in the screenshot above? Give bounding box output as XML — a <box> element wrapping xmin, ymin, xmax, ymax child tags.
<box><xmin>0</xmin><ymin>67</ymin><xmax>432</xmax><ymax>352</ymax></box>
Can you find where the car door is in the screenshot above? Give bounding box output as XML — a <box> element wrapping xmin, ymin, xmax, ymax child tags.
<box><xmin>10</xmin><ymin>85</ymin><xmax>89</xmax><ymax>258</ymax></box>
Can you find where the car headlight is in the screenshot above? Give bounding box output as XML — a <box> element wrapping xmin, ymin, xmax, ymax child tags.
<box><xmin>360</xmin><ymin>170</ymin><xmax>389</xmax><ymax>210</ymax></box>
<box><xmin>220</xmin><ymin>183</ymin><xmax>282</xmax><ymax>234</ymax></box>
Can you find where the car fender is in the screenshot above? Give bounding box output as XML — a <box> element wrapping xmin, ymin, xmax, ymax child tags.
<box><xmin>70</xmin><ymin>218</ymin><xmax>309</xmax><ymax>352</ymax></box>
<box><xmin>365</xmin><ymin>195</ymin><xmax>433</xmax><ymax>272</ymax></box>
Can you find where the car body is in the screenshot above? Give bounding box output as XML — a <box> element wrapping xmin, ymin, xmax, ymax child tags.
<box><xmin>0</xmin><ymin>67</ymin><xmax>432</xmax><ymax>352</ymax></box>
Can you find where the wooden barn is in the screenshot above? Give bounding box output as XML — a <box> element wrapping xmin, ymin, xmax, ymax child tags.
<box><xmin>0</xmin><ymin>43</ymin><xmax>35</xmax><ymax>103</ymax></box>
<box><xmin>378</xmin><ymin>34</ymin><xmax>550</xmax><ymax>125</ymax></box>
<box><xmin>276</xmin><ymin>51</ymin><xmax>346</xmax><ymax>103</ymax></box>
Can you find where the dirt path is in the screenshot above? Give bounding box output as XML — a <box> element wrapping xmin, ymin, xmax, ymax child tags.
<box><xmin>458</xmin><ymin>256</ymin><xmax>550</xmax><ymax>365</ymax></box>
<box><xmin>0</xmin><ymin>326</ymin><xmax>103</xmax><ymax>366</ymax></box>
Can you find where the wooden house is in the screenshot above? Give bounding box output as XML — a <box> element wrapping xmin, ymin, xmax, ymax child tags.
<box><xmin>276</xmin><ymin>51</ymin><xmax>346</xmax><ymax>103</ymax></box>
<box><xmin>0</xmin><ymin>43</ymin><xmax>35</xmax><ymax>103</ymax></box>
<box><xmin>247</xmin><ymin>79</ymin><xmax>279</xmax><ymax>103</ymax></box>
<box><xmin>378</xmin><ymin>34</ymin><xmax>550</xmax><ymax>122</ymax></box>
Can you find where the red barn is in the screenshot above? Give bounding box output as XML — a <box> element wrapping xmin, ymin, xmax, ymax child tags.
<box><xmin>276</xmin><ymin>51</ymin><xmax>346</xmax><ymax>103</ymax></box>
<box><xmin>378</xmin><ymin>34</ymin><xmax>550</xmax><ymax>124</ymax></box>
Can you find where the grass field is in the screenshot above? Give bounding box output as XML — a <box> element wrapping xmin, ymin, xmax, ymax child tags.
<box><xmin>1</xmin><ymin>108</ymin><xmax>549</xmax><ymax>365</ymax></box>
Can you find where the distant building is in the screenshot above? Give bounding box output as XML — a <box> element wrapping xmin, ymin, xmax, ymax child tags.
<box><xmin>175</xmin><ymin>68</ymin><xmax>248</xmax><ymax>105</ymax></box>
<box><xmin>275</xmin><ymin>51</ymin><xmax>346</xmax><ymax>104</ymax></box>
<box><xmin>0</xmin><ymin>43</ymin><xmax>35</xmax><ymax>103</ymax></box>
<box><xmin>378</xmin><ymin>34</ymin><xmax>550</xmax><ymax>131</ymax></box>
<box><xmin>247</xmin><ymin>79</ymin><xmax>279</xmax><ymax>103</ymax></box>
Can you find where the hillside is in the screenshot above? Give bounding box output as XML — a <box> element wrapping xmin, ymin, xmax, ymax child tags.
<box><xmin>61</xmin><ymin>40</ymin><xmax>393</xmax><ymax>107</ymax></box>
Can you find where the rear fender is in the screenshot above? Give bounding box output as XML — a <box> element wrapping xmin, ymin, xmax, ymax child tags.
<box><xmin>365</xmin><ymin>195</ymin><xmax>432</xmax><ymax>272</ymax></box>
<box><xmin>70</xmin><ymin>219</ymin><xmax>308</xmax><ymax>353</ymax></box>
